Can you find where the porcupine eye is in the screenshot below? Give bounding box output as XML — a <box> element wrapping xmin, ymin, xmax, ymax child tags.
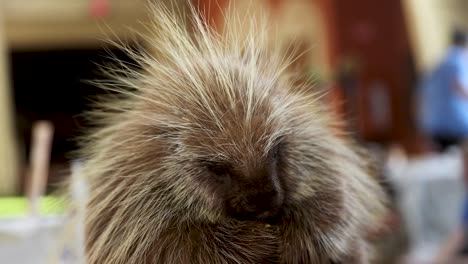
<box><xmin>271</xmin><ymin>140</ymin><xmax>283</xmax><ymax>163</ymax></box>
<box><xmin>206</xmin><ymin>163</ymin><xmax>232</xmax><ymax>179</ymax></box>
<box><xmin>272</xmin><ymin>144</ymin><xmax>280</xmax><ymax>160</ymax></box>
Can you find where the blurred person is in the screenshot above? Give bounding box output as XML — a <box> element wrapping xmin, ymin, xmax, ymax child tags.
<box><xmin>418</xmin><ymin>28</ymin><xmax>468</xmax><ymax>263</ymax></box>
<box><xmin>419</xmin><ymin>28</ymin><xmax>468</xmax><ymax>152</ymax></box>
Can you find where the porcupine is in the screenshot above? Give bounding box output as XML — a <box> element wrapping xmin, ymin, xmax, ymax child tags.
<box><xmin>80</xmin><ymin>2</ymin><xmax>386</xmax><ymax>263</ymax></box>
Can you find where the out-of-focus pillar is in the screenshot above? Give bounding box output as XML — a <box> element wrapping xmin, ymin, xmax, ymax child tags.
<box><xmin>0</xmin><ymin>2</ymin><xmax>19</xmax><ymax>195</ymax></box>
<box><xmin>402</xmin><ymin>0</ymin><xmax>453</xmax><ymax>72</ymax></box>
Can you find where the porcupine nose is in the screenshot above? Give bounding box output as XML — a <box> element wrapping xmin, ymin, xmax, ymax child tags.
<box><xmin>229</xmin><ymin>165</ymin><xmax>284</xmax><ymax>221</ymax></box>
<box><xmin>243</xmin><ymin>185</ymin><xmax>284</xmax><ymax>219</ymax></box>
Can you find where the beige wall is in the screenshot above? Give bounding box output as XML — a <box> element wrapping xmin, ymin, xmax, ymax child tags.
<box><xmin>220</xmin><ymin>0</ymin><xmax>329</xmax><ymax>78</ymax></box>
<box><xmin>403</xmin><ymin>0</ymin><xmax>468</xmax><ymax>72</ymax></box>
<box><xmin>273</xmin><ymin>1</ymin><xmax>329</xmax><ymax>76</ymax></box>
<box><xmin>0</xmin><ymin>2</ymin><xmax>19</xmax><ymax>195</ymax></box>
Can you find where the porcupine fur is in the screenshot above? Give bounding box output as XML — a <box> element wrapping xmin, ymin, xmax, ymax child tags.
<box><xmin>80</xmin><ymin>2</ymin><xmax>386</xmax><ymax>263</ymax></box>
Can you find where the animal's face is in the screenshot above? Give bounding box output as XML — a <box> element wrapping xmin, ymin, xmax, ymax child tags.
<box><xmin>198</xmin><ymin>138</ymin><xmax>285</xmax><ymax>222</ymax></box>
<box><xmin>133</xmin><ymin>57</ymin><xmax>343</xmax><ymax>224</ymax></box>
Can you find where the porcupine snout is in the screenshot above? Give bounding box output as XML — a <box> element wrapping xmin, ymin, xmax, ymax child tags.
<box><xmin>216</xmin><ymin>157</ymin><xmax>284</xmax><ymax>222</ymax></box>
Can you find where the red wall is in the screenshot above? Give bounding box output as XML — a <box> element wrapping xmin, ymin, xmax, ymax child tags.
<box><xmin>332</xmin><ymin>0</ymin><xmax>419</xmax><ymax>147</ymax></box>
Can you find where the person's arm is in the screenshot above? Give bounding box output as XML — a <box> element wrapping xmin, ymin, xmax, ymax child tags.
<box><xmin>453</xmin><ymin>78</ymin><xmax>468</xmax><ymax>98</ymax></box>
<box><xmin>433</xmin><ymin>227</ymin><xmax>464</xmax><ymax>264</ymax></box>
<box><xmin>451</xmin><ymin>61</ymin><xmax>468</xmax><ymax>98</ymax></box>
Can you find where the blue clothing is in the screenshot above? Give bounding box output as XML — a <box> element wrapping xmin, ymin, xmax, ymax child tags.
<box><xmin>463</xmin><ymin>195</ymin><xmax>468</xmax><ymax>226</ymax></box>
<box><xmin>419</xmin><ymin>47</ymin><xmax>468</xmax><ymax>138</ymax></box>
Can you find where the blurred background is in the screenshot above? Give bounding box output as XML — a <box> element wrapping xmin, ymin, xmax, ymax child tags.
<box><xmin>1</xmin><ymin>0</ymin><xmax>468</xmax><ymax>263</ymax></box>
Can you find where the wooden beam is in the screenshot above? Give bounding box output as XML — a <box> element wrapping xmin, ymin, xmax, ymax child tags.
<box><xmin>0</xmin><ymin>1</ymin><xmax>19</xmax><ymax>195</ymax></box>
<box><xmin>4</xmin><ymin>0</ymin><xmax>150</xmax><ymax>50</ymax></box>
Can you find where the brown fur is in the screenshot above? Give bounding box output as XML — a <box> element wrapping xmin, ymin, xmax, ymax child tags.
<box><xmin>79</xmin><ymin>2</ymin><xmax>386</xmax><ymax>263</ymax></box>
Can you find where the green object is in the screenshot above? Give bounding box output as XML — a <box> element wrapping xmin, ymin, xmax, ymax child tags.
<box><xmin>0</xmin><ymin>196</ymin><xmax>65</xmax><ymax>218</ymax></box>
